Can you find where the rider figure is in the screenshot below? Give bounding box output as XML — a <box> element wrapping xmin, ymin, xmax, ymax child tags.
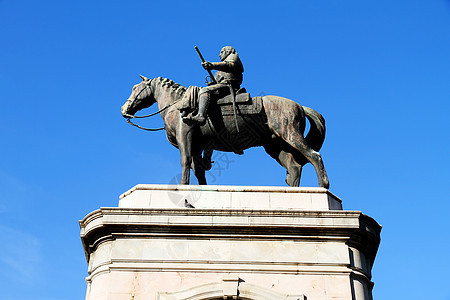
<box><xmin>185</xmin><ymin>46</ymin><xmax>244</xmax><ymax>125</ymax></box>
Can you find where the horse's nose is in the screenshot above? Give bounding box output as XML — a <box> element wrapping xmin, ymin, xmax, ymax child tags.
<box><xmin>121</xmin><ymin>107</ymin><xmax>134</xmax><ymax>119</ymax></box>
<box><xmin>121</xmin><ymin>104</ymin><xmax>128</xmax><ymax>117</ymax></box>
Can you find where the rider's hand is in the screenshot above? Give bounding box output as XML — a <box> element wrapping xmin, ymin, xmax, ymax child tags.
<box><xmin>202</xmin><ymin>61</ymin><xmax>213</xmax><ymax>70</ymax></box>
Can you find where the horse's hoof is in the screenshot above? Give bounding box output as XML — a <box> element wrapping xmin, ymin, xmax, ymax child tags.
<box><xmin>320</xmin><ymin>180</ymin><xmax>330</xmax><ymax>189</ymax></box>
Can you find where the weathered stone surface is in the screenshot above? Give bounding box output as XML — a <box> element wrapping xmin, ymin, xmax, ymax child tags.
<box><xmin>80</xmin><ymin>185</ymin><xmax>380</xmax><ymax>300</ymax></box>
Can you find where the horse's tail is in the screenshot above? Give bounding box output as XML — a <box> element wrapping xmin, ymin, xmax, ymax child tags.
<box><xmin>302</xmin><ymin>106</ymin><xmax>326</xmax><ymax>152</ymax></box>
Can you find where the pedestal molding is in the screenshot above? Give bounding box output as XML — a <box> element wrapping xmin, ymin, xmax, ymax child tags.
<box><xmin>88</xmin><ymin>259</ymin><xmax>354</xmax><ymax>277</ymax></box>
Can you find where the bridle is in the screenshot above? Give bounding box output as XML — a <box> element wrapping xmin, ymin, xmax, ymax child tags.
<box><xmin>123</xmin><ymin>80</ymin><xmax>183</xmax><ymax>132</ymax></box>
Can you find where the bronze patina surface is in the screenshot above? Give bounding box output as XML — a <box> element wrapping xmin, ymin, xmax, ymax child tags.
<box><xmin>121</xmin><ymin>47</ymin><xmax>329</xmax><ymax>188</ymax></box>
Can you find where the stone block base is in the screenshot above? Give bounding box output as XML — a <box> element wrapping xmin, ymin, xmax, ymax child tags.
<box><xmin>118</xmin><ymin>184</ymin><xmax>343</xmax><ymax>210</ymax></box>
<box><xmin>80</xmin><ymin>185</ymin><xmax>380</xmax><ymax>300</ymax></box>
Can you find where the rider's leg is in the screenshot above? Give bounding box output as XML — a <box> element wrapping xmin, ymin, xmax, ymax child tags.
<box><xmin>190</xmin><ymin>92</ymin><xmax>210</xmax><ymax>125</ymax></box>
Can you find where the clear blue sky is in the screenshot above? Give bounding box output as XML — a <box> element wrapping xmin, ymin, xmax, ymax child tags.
<box><xmin>1</xmin><ymin>0</ymin><xmax>449</xmax><ymax>299</ymax></box>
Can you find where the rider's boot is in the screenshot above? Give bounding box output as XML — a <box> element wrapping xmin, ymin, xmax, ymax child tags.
<box><xmin>189</xmin><ymin>92</ymin><xmax>209</xmax><ymax>125</ymax></box>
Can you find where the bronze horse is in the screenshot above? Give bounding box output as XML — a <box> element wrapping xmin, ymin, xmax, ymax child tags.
<box><xmin>121</xmin><ymin>76</ymin><xmax>329</xmax><ymax>188</ymax></box>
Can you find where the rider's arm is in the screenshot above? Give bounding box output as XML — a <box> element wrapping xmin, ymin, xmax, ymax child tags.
<box><xmin>211</xmin><ymin>61</ymin><xmax>235</xmax><ymax>72</ymax></box>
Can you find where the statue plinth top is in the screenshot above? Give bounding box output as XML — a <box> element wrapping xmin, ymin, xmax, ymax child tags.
<box><xmin>119</xmin><ymin>184</ymin><xmax>342</xmax><ymax>210</ymax></box>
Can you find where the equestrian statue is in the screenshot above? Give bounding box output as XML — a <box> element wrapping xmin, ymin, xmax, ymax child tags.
<box><xmin>121</xmin><ymin>46</ymin><xmax>329</xmax><ymax>188</ymax></box>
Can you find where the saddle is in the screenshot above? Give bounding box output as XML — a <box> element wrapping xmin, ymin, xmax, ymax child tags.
<box><xmin>177</xmin><ymin>86</ymin><xmax>262</xmax><ymax>117</ymax></box>
<box><xmin>212</xmin><ymin>87</ymin><xmax>262</xmax><ymax>116</ymax></box>
<box><xmin>216</xmin><ymin>87</ymin><xmax>249</xmax><ymax>105</ymax></box>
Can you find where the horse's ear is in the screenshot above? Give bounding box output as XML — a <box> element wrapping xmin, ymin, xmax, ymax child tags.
<box><xmin>139</xmin><ymin>74</ymin><xmax>150</xmax><ymax>81</ymax></box>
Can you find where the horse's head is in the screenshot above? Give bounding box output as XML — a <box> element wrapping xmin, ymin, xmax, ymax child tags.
<box><xmin>121</xmin><ymin>75</ymin><xmax>156</xmax><ymax>118</ymax></box>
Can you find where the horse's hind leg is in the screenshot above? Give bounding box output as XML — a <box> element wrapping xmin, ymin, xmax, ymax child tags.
<box><xmin>202</xmin><ymin>144</ymin><xmax>213</xmax><ymax>171</ymax></box>
<box><xmin>283</xmin><ymin>131</ymin><xmax>329</xmax><ymax>188</ymax></box>
<box><xmin>280</xmin><ymin>150</ymin><xmax>303</xmax><ymax>187</ymax></box>
<box><xmin>268</xmin><ymin>121</ymin><xmax>329</xmax><ymax>188</ymax></box>
<box><xmin>264</xmin><ymin>143</ymin><xmax>303</xmax><ymax>187</ymax></box>
<box><xmin>191</xmin><ymin>153</ymin><xmax>207</xmax><ymax>185</ymax></box>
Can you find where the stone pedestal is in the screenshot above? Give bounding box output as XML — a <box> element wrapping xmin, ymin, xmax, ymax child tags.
<box><xmin>80</xmin><ymin>184</ymin><xmax>381</xmax><ymax>300</ymax></box>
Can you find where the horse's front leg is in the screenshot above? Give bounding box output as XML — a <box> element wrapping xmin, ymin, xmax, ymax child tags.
<box><xmin>178</xmin><ymin>128</ymin><xmax>194</xmax><ymax>185</ymax></box>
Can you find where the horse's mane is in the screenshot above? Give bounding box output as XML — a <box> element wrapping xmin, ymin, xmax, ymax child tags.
<box><xmin>153</xmin><ymin>77</ymin><xmax>187</xmax><ymax>97</ymax></box>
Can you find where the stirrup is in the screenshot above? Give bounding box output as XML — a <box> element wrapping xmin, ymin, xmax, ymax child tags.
<box><xmin>183</xmin><ymin>115</ymin><xmax>206</xmax><ymax>126</ymax></box>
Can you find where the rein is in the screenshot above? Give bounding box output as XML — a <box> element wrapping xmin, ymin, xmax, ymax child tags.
<box><xmin>126</xmin><ymin>119</ymin><xmax>165</xmax><ymax>131</ymax></box>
